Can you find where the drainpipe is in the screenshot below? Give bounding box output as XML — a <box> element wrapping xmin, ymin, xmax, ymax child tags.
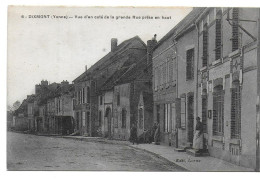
<box><xmin>256</xmin><ymin>8</ymin><xmax>260</xmax><ymax>172</ymax></box>
<box><xmin>194</xmin><ymin>22</ymin><xmax>200</xmax><ymax>119</ymax></box>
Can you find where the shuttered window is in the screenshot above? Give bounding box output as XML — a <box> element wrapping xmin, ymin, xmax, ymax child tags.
<box><xmin>213</xmin><ymin>86</ymin><xmax>224</xmax><ymax>136</ymax></box>
<box><xmin>202</xmin><ymin>24</ymin><xmax>208</xmax><ymax>67</ymax></box>
<box><xmin>187</xmin><ymin>95</ymin><xmax>194</xmax><ymax>143</ymax></box>
<box><xmin>169</xmin><ymin>58</ymin><xmax>174</xmax><ymax>82</ymax></box>
<box><xmin>202</xmin><ymin>95</ymin><xmax>208</xmax><ymax>133</ymax></box>
<box><xmin>181</xmin><ymin>97</ymin><xmax>186</xmax><ymax>129</ymax></box>
<box><xmin>114</xmin><ymin>110</ymin><xmax>118</xmax><ymax>128</ymax></box>
<box><xmin>82</xmin><ymin>87</ymin><xmax>85</xmax><ymax>103</ymax></box>
<box><xmin>87</xmin><ymin>86</ymin><xmax>90</xmax><ymax>103</ymax></box>
<box><xmin>122</xmin><ymin>108</ymin><xmax>126</xmax><ymax>128</ymax></box>
<box><xmin>98</xmin><ymin>111</ymin><xmax>102</xmax><ymax>127</ymax></box>
<box><xmin>186</xmin><ymin>48</ymin><xmax>194</xmax><ymax>80</ymax></box>
<box><xmin>215</xmin><ymin>10</ymin><xmax>222</xmax><ymax>60</ymax></box>
<box><xmin>175</xmin><ymin>98</ymin><xmax>181</xmax><ymax>128</ymax></box>
<box><xmin>232</xmin><ymin>8</ymin><xmax>239</xmax><ymax>51</ymax></box>
<box><xmin>231</xmin><ymin>81</ymin><xmax>241</xmax><ymax>139</ymax></box>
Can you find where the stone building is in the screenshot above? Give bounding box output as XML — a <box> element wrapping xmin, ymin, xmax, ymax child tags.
<box><xmin>153</xmin><ymin>8</ymin><xmax>204</xmax><ymax>147</ymax></box>
<box><xmin>195</xmin><ymin>8</ymin><xmax>259</xmax><ymax>169</ymax></box>
<box><xmin>153</xmin><ymin>7</ymin><xmax>260</xmax><ymax>169</ymax></box>
<box><xmin>73</xmin><ymin>36</ymin><xmax>147</xmax><ymax>137</ymax></box>
<box><xmin>98</xmin><ymin>37</ymin><xmax>156</xmax><ymax>140</ymax></box>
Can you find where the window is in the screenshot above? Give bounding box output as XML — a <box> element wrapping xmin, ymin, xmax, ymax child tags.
<box><xmin>82</xmin><ymin>112</ymin><xmax>86</xmax><ymax>127</ymax></box>
<box><xmin>186</xmin><ymin>48</ymin><xmax>194</xmax><ymax>80</ymax></box>
<box><xmin>156</xmin><ymin>105</ymin><xmax>160</xmax><ymax>124</ymax></box>
<box><xmin>82</xmin><ymin>87</ymin><xmax>85</xmax><ymax>103</ymax></box>
<box><xmin>99</xmin><ymin>95</ymin><xmax>103</xmax><ymax>105</ymax></box>
<box><xmin>231</xmin><ymin>81</ymin><xmax>241</xmax><ymax>139</ymax></box>
<box><xmin>87</xmin><ymin>86</ymin><xmax>90</xmax><ymax>103</ymax></box>
<box><xmin>162</xmin><ymin>62</ymin><xmax>167</xmax><ymax>86</ymax></box>
<box><xmin>180</xmin><ymin>97</ymin><xmax>186</xmax><ymax>128</ymax></box>
<box><xmin>114</xmin><ymin>109</ymin><xmax>118</xmax><ymax>128</ymax></box>
<box><xmin>154</xmin><ymin>67</ymin><xmax>158</xmax><ymax>91</ymax></box>
<box><xmin>215</xmin><ymin>10</ymin><xmax>222</xmax><ymax>60</ymax></box>
<box><xmin>117</xmin><ymin>92</ymin><xmax>120</xmax><ymax>106</ymax></box>
<box><xmin>79</xmin><ymin>90</ymin><xmax>82</xmax><ymax>104</ymax></box>
<box><xmin>121</xmin><ymin>108</ymin><xmax>126</xmax><ymax>128</ymax></box>
<box><xmin>98</xmin><ymin>111</ymin><xmax>102</xmax><ymax>127</ymax></box>
<box><xmin>169</xmin><ymin>58</ymin><xmax>174</xmax><ymax>83</ymax></box>
<box><xmin>139</xmin><ymin>108</ymin><xmax>144</xmax><ymax>129</ymax></box>
<box><xmin>232</xmin><ymin>8</ymin><xmax>239</xmax><ymax>51</ymax></box>
<box><xmin>164</xmin><ymin>104</ymin><xmax>171</xmax><ymax>132</ymax></box>
<box><xmin>202</xmin><ymin>24</ymin><xmax>208</xmax><ymax>67</ymax></box>
<box><xmin>213</xmin><ymin>85</ymin><xmax>224</xmax><ymax>136</ymax></box>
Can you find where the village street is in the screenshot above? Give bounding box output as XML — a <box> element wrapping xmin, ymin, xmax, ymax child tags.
<box><xmin>7</xmin><ymin>132</ymin><xmax>185</xmax><ymax>171</ymax></box>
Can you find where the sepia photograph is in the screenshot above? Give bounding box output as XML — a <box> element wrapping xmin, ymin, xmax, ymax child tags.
<box><xmin>6</xmin><ymin>4</ymin><xmax>260</xmax><ymax>172</ymax></box>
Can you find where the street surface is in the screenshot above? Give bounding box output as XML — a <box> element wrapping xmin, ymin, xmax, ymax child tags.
<box><xmin>7</xmin><ymin>132</ymin><xmax>185</xmax><ymax>171</ymax></box>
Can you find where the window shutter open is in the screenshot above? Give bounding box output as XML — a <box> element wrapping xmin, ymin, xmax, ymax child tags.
<box><xmin>176</xmin><ymin>98</ymin><xmax>181</xmax><ymax>128</ymax></box>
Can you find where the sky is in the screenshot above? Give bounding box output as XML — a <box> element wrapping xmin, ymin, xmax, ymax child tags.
<box><xmin>7</xmin><ymin>6</ymin><xmax>192</xmax><ymax>106</ymax></box>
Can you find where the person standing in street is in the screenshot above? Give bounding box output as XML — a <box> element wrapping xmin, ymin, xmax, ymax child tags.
<box><xmin>193</xmin><ymin>117</ymin><xmax>203</xmax><ymax>153</ymax></box>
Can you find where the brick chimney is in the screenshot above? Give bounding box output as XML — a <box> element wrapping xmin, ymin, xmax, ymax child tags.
<box><xmin>147</xmin><ymin>34</ymin><xmax>157</xmax><ymax>65</ymax></box>
<box><xmin>111</xmin><ymin>38</ymin><xmax>118</xmax><ymax>52</ymax></box>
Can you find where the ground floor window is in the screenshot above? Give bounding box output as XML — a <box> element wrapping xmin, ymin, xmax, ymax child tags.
<box><xmin>164</xmin><ymin>104</ymin><xmax>171</xmax><ymax>132</ymax></box>
<box><xmin>231</xmin><ymin>81</ymin><xmax>241</xmax><ymax>139</ymax></box>
<box><xmin>121</xmin><ymin>108</ymin><xmax>126</xmax><ymax>128</ymax></box>
<box><xmin>213</xmin><ymin>85</ymin><xmax>224</xmax><ymax>136</ymax></box>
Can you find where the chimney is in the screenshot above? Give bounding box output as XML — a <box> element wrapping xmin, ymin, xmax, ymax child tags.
<box><xmin>147</xmin><ymin>34</ymin><xmax>157</xmax><ymax>65</ymax></box>
<box><xmin>85</xmin><ymin>65</ymin><xmax>88</xmax><ymax>72</ymax></box>
<box><xmin>111</xmin><ymin>38</ymin><xmax>118</xmax><ymax>52</ymax></box>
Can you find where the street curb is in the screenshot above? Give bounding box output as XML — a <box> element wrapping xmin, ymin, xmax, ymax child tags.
<box><xmin>128</xmin><ymin>145</ymin><xmax>188</xmax><ymax>171</ymax></box>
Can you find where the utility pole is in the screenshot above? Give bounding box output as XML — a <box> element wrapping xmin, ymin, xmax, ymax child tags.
<box><xmin>256</xmin><ymin>8</ymin><xmax>260</xmax><ymax>172</ymax></box>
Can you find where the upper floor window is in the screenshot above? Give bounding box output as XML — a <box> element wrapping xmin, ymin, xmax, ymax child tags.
<box><xmin>117</xmin><ymin>92</ymin><xmax>120</xmax><ymax>106</ymax></box>
<box><xmin>232</xmin><ymin>8</ymin><xmax>239</xmax><ymax>51</ymax></box>
<box><xmin>87</xmin><ymin>86</ymin><xmax>90</xmax><ymax>103</ymax></box>
<box><xmin>215</xmin><ymin>10</ymin><xmax>222</xmax><ymax>60</ymax></box>
<box><xmin>186</xmin><ymin>48</ymin><xmax>194</xmax><ymax>80</ymax></box>
<box><xmin>99</xmin><ymin>95</ymin><xmax>103</xmax><ymax>105</ymax></box>
<box><xmin>202</xmin><ymin>24</ymin><xmax>208</xmax><ymax>67</ymax></box>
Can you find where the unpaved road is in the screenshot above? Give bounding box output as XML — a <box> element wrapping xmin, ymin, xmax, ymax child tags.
<box><xmin>7</xmin><ymin>132</ymin><xmax>185</xmax><ymax>171</ymax></box>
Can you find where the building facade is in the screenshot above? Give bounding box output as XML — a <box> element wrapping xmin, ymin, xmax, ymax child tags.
<box><xmin>73</xmin><ymin>36</ymin><xmax>147</xmax><ymax>137</ymax></box>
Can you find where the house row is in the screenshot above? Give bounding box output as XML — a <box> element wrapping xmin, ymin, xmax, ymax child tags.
<box><xmin>12</xmin><ymin>7</ymin><xmax>260</xmax><ymax>170</ymax></box>
<box><xmin>152</xmin><ymin>7</ymin><xmax>259</xmax><ymax>169</ymax></box>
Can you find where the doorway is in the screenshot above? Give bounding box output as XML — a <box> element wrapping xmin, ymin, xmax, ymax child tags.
<box><xmin>187</xmin><ymin>94</ymin><xmax>194</xmax><ymax>145</ymax></box>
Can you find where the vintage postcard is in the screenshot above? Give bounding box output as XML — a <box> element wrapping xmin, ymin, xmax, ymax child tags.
<box><xmin>7</xmin><ymin>6</ymin><xmax>260</xmax><ymax>172</ymax></box>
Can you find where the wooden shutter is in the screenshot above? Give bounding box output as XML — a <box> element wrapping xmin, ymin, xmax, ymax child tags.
<box><xmin>203</xmin><ymin>25</ymin><xmax>208</xmax><ymax>67</ymax></box>
<box><xmin>232</xmin><ymin>8</ymin><xmax>239</xmax><ymax>51</ymax></box>
<box><xmin>175</xmin><ymin>98</ymin><xmax>181</xmax><ymax>128</ymax></box>
<box><xmin>215</xmin><ymin>11</ymin><xmax>222</xmax><ymax>60</ymax></box>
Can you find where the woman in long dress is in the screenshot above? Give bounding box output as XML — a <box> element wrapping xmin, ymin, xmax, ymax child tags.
<box><xmin>193</xmin><ymin>117</ymin><xmax>203</xmax><ymax>151</ymax></box>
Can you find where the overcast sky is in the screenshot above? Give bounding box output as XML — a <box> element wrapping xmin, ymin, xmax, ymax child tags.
<box><xmin>7</xmin><ymin>6</ymin><xmax>192</xmax><ymax>106</ymax></box>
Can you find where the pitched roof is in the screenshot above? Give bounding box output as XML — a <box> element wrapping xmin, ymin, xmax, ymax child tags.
<box><xmin>73</xmin><ymin>36</ymin><xmax>145</xmax><ymax>83</ymax></box>
<box><xmin>99</xmin><ymin>53</ymin><xmax>153</xmax><ymax>92</ymax></box>
<box><xmin>154</xmin><ymin>7</ymin><xmax>206</xmax><ymax>50</ymax></box>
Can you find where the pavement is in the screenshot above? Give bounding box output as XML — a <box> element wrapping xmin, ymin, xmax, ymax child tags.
<box><xmin>59</xmin><ymin>135</ymin><xmax>254</xmax><ymax>172</ymax></box>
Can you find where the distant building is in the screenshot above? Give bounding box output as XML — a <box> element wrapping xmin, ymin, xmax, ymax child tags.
<box><xmin>98</xmin><ymin>37</ymin><xmax>156</xmax><ymax>140</ymax></box>
<box><xmin>73</xmin><ymin>36</ymin><xmax>147</xmax><ymax>137</ymax></box>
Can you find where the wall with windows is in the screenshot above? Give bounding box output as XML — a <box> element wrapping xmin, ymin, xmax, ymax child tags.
<box><xmin>113</xmin><ymin>83</ymin><xmax>131</xmax><ymax>140</ymax></box>
<box><xmin>197</xmin><ymin>8</ymin><xmax>259</xmax><ymax>169</ymax></box>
